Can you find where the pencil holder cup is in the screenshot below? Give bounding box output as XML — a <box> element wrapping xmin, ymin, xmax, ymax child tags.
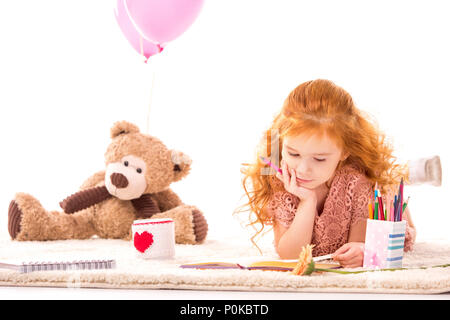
<box><xmin>363</xmin><ymin>219</ymin><xmax>406</xmax><ymax>269</ymax></box>
<box><xmin>132</xmin><ymin>218</ymin><xmax>175</xmax><ymax>259</ymax></box>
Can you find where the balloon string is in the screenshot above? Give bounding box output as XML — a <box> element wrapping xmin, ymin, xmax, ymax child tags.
<box><xmin>146</xmin><ymin>60</ymin><xmax>156</xmax><ymax>134</ymax></box>
<box><xmin>139</xmin><ymin>33</ymin><xmax>154</xmax><ymax>134</ymax></box>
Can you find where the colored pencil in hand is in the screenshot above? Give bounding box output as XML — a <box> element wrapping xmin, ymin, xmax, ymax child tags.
<box><xmin>259</xmin><ymin>156</ymin><xmax>283</xmax><ymax>174</ymax></box>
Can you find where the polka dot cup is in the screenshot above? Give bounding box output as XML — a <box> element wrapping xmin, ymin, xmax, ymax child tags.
<box><xmin>363</xmin><ymin>219</ymin><xmax>407</xmax><ymax>269</ymax></box>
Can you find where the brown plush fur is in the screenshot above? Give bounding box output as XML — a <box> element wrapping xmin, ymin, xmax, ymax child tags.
<box><xmin>8</xmin><ymin>121</ymin><xmax>208</xmax><ymax>244</ymax></box>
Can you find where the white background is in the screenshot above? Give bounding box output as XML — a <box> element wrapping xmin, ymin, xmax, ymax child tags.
<box><xmin>0</xmin><ymin>0</ymin><xmax>449</xmax><ymax>267</ymax></box>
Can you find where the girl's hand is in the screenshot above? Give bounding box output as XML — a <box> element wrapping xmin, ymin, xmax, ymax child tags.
<box><xmin>276</xmin><ymin>160</ymin><xmax>317</xmax><ymax>204</ymax></box>
<box><xmin>332</xmin><ymin>242</ymin><xmax>365</xmax><ymax>268</ymax></box>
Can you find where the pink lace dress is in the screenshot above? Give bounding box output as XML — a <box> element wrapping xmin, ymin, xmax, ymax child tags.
<box><xmin>266</xmin><ymin>162</ymin><xmax>415</xmax><ymax>256</ymax></box>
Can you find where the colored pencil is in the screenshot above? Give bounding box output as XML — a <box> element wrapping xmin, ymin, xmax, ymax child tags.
<box><xmin>399</xmin><ymin>178</ymin><xmax>404</xmax><ymax>220</ymax></box>
<box><xmin>394</xmin><ymin>195</ymin><xmax>398</xmax><ymax>221</ymax></box>
<box><xmin>391</xmin><ymin>197</ymin><xmax>395</xmax><ymax>221</ymax></box>
<box><xmin>390</xmin><ymin>200</ymin><xmax>394</xmax><ymax>221</ymax></box>
<box><xmin>378</xmin><ymin>197</ymin><xmax>385</xmax><ymax>220</ymax></box>
<box><xmin>385</xmin><ymin>198</ymin><xmax>389</xmax><ymax>221</ymax></box>
<box><xmin>387</xmin><ymin>196</ymin><xmax>391</xmax><ymax>221</ymax></box>
<box><xmin>396</xmin><ymin>196</ymin><xmax>402</xmax><ymax>222</ymax></box>
<box><xmin>402</xmin><ymin>196</ymin><xmax>410</xmax><ymax>212</ymax></box>
<box><xmin>374</xmin><ymin>183</ymin><xmax>378</xmax><ymax>204</ymax></box>
<box><xmin>259</xmin><ymin>156</ymin><xmax>283</xmax><ymax>174</ymax></box>
<box><xmin>374</xmin><ymin>198</ymin><xmax>378</xmax><ymax>220</ymax></box>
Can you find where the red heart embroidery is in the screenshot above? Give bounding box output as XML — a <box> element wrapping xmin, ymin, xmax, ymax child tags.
<box><xmin>134</xmin><ymin>231</ymin><xmax>154</xmax><ymax>253</ymax></box>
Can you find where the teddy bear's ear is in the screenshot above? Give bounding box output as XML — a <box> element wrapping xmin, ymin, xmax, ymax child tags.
<box><xmin>170</xmin><ymin>150</ymin><xmax>192</xmax><ymax>182</ymax></box>
<box><xmin>110</xmin><ymin>121</ymin><xmax>140</xmax><ymax>138</ymax></box>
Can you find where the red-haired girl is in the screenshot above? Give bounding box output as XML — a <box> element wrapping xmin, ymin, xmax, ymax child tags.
<box><xmin>240</xmin><ymin>79</ymin><xmax>439</xmax><ymax>268</ymax></box>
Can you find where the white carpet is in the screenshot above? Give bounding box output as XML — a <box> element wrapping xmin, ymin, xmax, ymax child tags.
<box><xmin>1</xmin><ymin>232</ymin><xmax>450</xmax><ymax>294</ymax></box>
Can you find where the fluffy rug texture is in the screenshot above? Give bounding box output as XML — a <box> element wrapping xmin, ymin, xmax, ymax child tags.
<box><xmin>1</xmin><ymin>233</ymin><xmax>450</xmax><ymax>294</ymax></box>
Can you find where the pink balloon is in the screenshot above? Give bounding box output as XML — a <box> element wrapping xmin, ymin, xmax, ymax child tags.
<box><xmin>124</xmin><ymin>0</ymin><xmax>204</xmax><ymax>45</ymax></box>
<box><xmin>115</xmin><ymin>0</ymin><xmax>164</xmax><ymax>62</ymax></box>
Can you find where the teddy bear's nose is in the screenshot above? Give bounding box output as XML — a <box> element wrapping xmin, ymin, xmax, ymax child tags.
<box><xmin>110</xmin><ymin>173</ymin><xmax>129</xmax><ymax>188</ymax></box>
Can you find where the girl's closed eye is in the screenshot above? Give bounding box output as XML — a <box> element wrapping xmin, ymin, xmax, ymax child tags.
<box><xmin>288</xmin><ymin>152</ymin><xmax>326</xmax><ymax>162</ymax></box>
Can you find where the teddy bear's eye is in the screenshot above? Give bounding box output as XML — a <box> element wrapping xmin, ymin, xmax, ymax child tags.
<box><xmin>124</xmin><ymin>161</ymin><xmax>129</xmax><ymax>167</ymax></box>
<box><xmin>136</xmin><ymin>168</ymin><xmax>142</xmax><ymax>174</ymax></box>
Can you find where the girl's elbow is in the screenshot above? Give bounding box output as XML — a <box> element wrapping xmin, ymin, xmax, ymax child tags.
<box><xmin>275</xmin><ymin>242</ymin><xmax>299</xmax><ymax>259</ymax></box>
<box><xmin>276</xmin><ymin>247</ymin><xmax>289</xmax><ymax>259</ymax></box>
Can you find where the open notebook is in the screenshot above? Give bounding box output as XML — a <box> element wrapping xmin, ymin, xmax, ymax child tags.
<box><xmin>180</xmin><ymin>254</ymin><xmax>340</xmax><ymax>272</ymax></box>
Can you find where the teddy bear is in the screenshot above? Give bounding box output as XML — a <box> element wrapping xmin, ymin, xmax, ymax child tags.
<box><xmin>7</xmin><ymin>120</ymin><xmax>208</xmax><ymax>244</ymax></box>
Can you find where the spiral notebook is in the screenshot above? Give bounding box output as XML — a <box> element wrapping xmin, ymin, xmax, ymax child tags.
<box><xmin>0</xmin><ymin>259</ymin><xmax>116</xmax><ymax>273</ymax></box>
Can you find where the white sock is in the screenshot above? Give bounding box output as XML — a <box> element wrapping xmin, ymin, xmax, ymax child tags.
<box><xmin>408</xmin><ymin>156</ymin><xmax>442</xmax><ymax>186</ymax></box>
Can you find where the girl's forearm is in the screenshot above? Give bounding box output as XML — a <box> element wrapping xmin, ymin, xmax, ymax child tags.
<box><xmin>276</xmin><ymin>200</ymin><xmax>316</xmax><ymax>259</ymax></box>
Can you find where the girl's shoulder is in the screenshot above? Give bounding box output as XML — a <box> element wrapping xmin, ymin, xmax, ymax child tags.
<box><xmin>334</xmin><ymin>161</ymin><xmax>373</xmax><ymax>193</ymax></box>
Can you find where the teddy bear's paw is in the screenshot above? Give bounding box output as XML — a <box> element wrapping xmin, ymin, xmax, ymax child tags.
<box><xmin>7</xmin><ymin>193</ymin><xmax>49</xmax><ymax>241</ymax></box>
<box><xmin>192</xmin><ymin>209</ymin><xmax>208</xmax><ymax>243</ymax></box>
<box><xmin>8</xmin><ymin>200</ymin><xmax>23</xmax><ymax>240</ymax></box>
